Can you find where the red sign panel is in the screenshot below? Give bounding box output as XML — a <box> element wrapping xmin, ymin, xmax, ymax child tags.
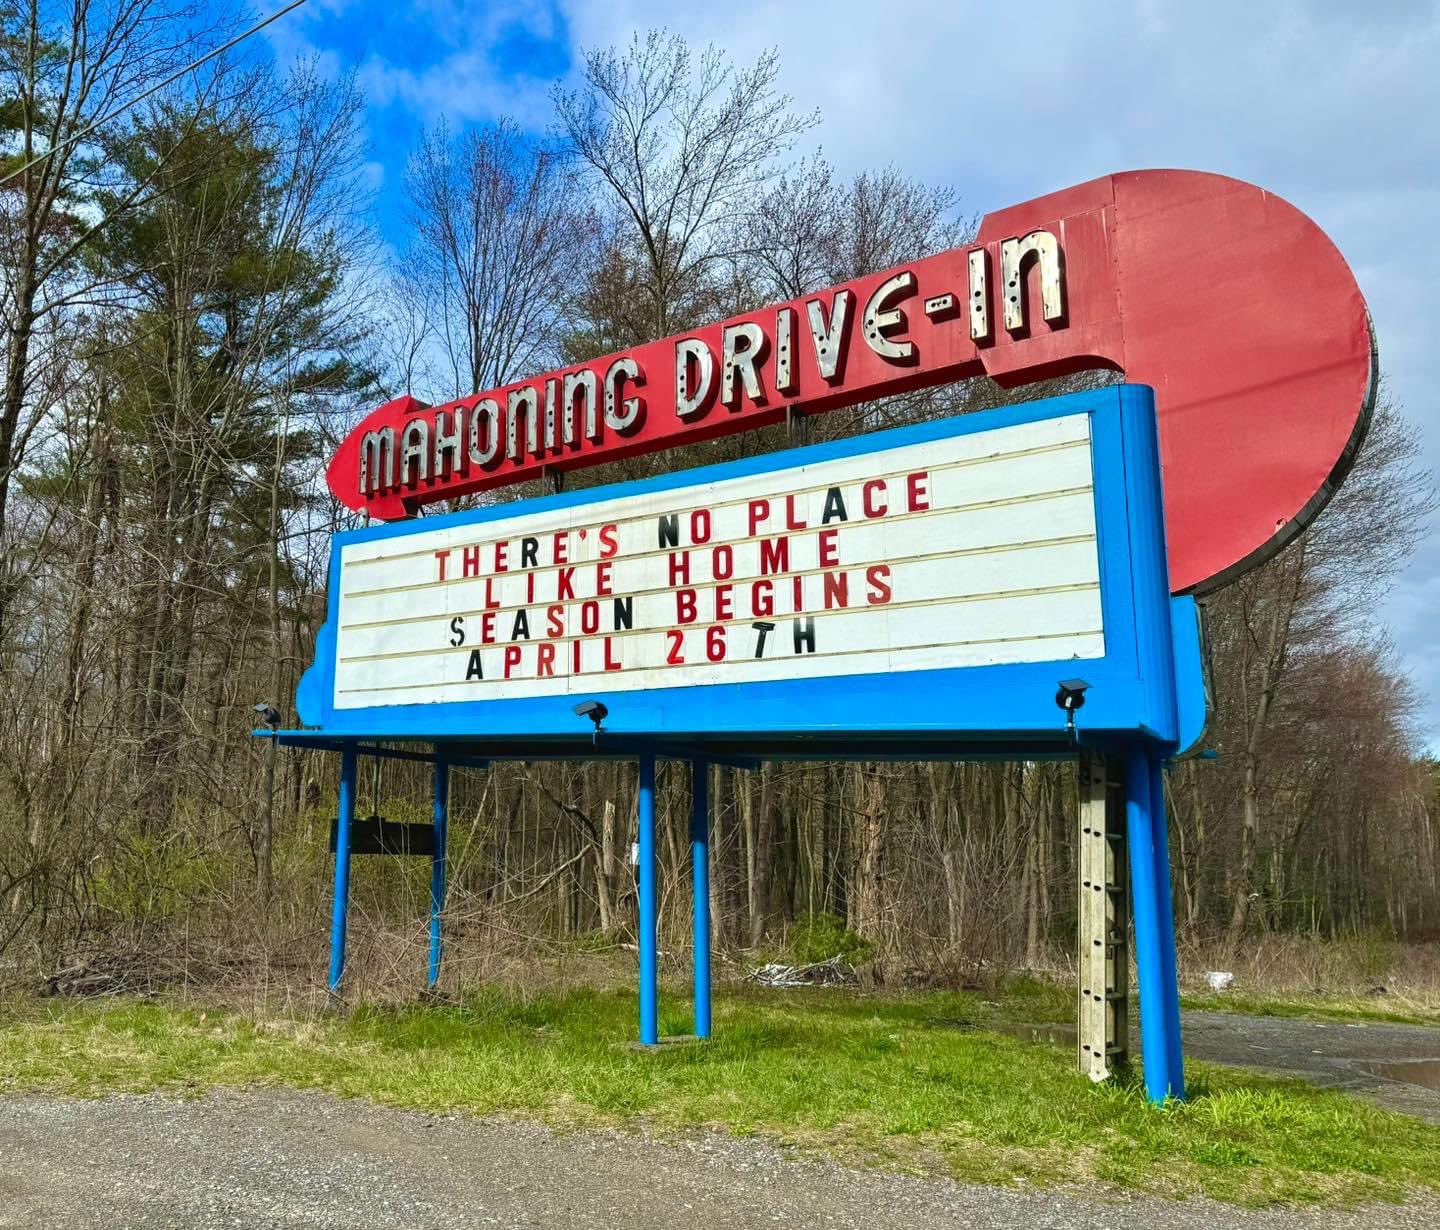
<box><xmin>329</xmin><ymin>170</ymin><xmax>1372</xmax><ymax>595</ymax></box>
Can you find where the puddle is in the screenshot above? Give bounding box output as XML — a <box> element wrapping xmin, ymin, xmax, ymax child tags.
<box><xmin>992</xmin><ymin>1022</ymin><xmax>1078</xmax><ymax>1047</ymax></box>
<box><xmin>932</xmin><ymin>1019</ymin><xmax>1078</xmax><ymax>1046</ymax></box>
<box><xmin>1355</xmin><ymin>1058</ymin><xmax>1440</xmax><ymax>1091</ymax></box>
<box><xmin>927</xmin><ymin>1013</ymin><xmax>1077</xmax><ymax>1042</ymax></box>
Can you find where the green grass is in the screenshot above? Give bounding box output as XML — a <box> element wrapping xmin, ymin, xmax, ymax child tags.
<box><xmin>3</xmin><ymin>983</ymin><xmax>1438</xmax><ymax>1207</ymax></box>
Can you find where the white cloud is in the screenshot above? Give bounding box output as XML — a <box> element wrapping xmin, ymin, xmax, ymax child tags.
<box><xmin>263</xmin><ymin>0</ymin><xmax>565</xmax><ymax>128</ymax></box>
<box><xmin>357</xmin><ymin>49</ymin><xmax>556</xmax><ymax>130</ymax></box>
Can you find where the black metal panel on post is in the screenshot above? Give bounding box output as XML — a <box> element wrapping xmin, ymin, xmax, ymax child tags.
<box><xmin>328</xmin><ymin>816</ymin><xmax>436</xmax><ymax>857</ymax></box>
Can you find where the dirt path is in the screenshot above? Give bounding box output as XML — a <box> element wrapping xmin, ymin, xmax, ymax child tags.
<box><xmin>2</xmin><ymin>1086</ymin><xmax>1438</xmax><ymax>1230</ymax></box>
<box><xmin>1182</xmin><ymin>1009</ymin><xmax>1440</xmax><ymax>1123</ymax></box>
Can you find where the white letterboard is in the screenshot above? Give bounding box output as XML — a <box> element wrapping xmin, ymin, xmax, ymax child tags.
<box><xmin>333</xmin><ymin>412</ymin><xmax>1104</xmax><ymax>709</ymax></box>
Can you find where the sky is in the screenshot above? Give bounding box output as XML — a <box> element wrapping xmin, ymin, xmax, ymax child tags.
<box><xmin>258</xmin><ymin>0</ymin><xmax>1440</xmax><ymax>748</ymax></box>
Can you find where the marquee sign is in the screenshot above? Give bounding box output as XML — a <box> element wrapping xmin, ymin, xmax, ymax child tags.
<box><xmin>298</xmin><ymin>385</ymin><xmax>1206</xmax><ymax>750</ymax></box>
<box><xmin>330</xmin><ymin>169</ymin><xmax>1373</xmax><ymax>596</ymax></box>
<box><xmin>294</xmin><ymin>166</ymin><xmax>1377</xmax><ymax>1102</ymax></box>
<box><xmin>337</xmin><ymin>410</ymin><xmax>1101</xmax><ymax>707</ymax></box>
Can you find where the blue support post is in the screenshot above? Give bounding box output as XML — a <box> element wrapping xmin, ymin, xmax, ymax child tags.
<box><xmin>638</xmin><ymin>753</ymin><xmax>659</xmax><ymax>1046</ymax></box>
<box><xmin>327</xmin><ymin>746</ymin><xmax>357</xmax><ymax>993</ymax></box>
<box><xmin>1149</xmin><ymin>758</ymin><xmax>1186</xmax><ymax>1099</ymax></box>
<box><xmin>1124</xmin><ymin>746</ymin><xmax>1177</xmax><ymax>1103</ymax></box>
<box><xmin>691</xmin><ymin>760</ymin><xmax>712</xmax><ymax>1040</ymax></box>
<box><xmin>427</xmin><ymin>750</ymin><xmax>450</xmax><ymax>989</ymax></box>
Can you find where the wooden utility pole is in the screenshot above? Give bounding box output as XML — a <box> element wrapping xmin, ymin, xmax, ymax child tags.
<box><xmin>1077</xmin><ymin>752</ymin><xmax>1128</xmax><ymax>1081</ymax></box>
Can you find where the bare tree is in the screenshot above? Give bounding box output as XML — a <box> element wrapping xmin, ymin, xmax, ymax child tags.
<box><xmin>1201</xmin><ymin>395</ymin><xmax>1437</xmax><ymax>944</ymax></box>
<box><xmin>743</xmin><ymin>158</ymin><xmax>967</xmax><ymax>299</ymax></box>
<box><xmin>555</xmin><ymin>31</ymin><xmax>817</xmax><ymax>338</ymax></box>
<box><xmin>404</xmin><ymin>118</ymin><xmax>592</xmax><ymax>399</ymax></box>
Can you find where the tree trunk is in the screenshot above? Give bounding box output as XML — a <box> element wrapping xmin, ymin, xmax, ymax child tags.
<box><xmin>748</xmin><ymin>766</ymin><xmax>776</xmax><ymax>947</ymax></box>
<box><xmin>1228</xmin><ymin>547</ymin><xmax>1306</xmax><ymax>948</ymax></box>
<box><xmin>595</xmin><ymin>799</ymin><xmax>618</xmax><ymax>933</ymax></box>
<box><xmin>852</xmin><ymin>767</ymin><xmax>887</xmax><ymax>941</ymax></box>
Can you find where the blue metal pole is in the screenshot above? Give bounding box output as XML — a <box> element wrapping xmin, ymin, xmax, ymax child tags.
<box><xmin>1124</xmin><ymin>746</ymin><xmax>1174</xmax><ymax>1104</ymax></box>
<box><xmin>637</xmin><ymin>753</ymin><xmax>659</xmax><ymax>1046</ymax></box>
<box><xmin>328</xmin><ymin>746</ymin><xmax>357</xmax><ymax>993</ymax></box>
<box><xmin>428</xmin><ymin>750</ymin><xmax>450</xmax><ymax>989</ymax></box>
<box><xmin>1149</xmin><ymin>757</ymin><xmax>1186</xmax><ymax>1099</ymax></box>
<box><xmin>691</xmin><ymin>760</ymin><xmax>712</xmax><ymax>1040</ymax></box>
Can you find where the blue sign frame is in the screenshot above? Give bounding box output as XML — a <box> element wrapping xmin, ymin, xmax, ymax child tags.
<box><xmin>292</xmin><ymin>384</ymin><xmax>1206</xmax><ymax>755</ymax></box>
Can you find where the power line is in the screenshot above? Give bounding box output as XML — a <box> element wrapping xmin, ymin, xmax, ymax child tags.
<box><xmin>0</xmin><ymin>0</ymin><xmax>312</xmax><ymax>189</ymax></box>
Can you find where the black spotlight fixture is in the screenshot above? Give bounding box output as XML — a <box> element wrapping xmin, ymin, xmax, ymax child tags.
<box><xmin>253</xmin><ymin>701</ymin><xmax>281</xmax><ymax>729</ymax></box>
<box><xmin>1054</xmin><ymin>678</ymin><xmax>1090</xmax><ymax>739</ymax></box>
<box><xmin>573</xmin><ymin>699</ymin><xmax>608</xmax><ymax>731</ymax></box>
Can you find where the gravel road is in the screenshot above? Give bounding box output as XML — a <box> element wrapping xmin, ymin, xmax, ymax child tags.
<box><xmin>3</xmin><ymin>1085</ymin><xmax>1439</xmax><ymax>1230</ymax></box>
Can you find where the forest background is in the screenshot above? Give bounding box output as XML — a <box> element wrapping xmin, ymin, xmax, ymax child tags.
<box><xmin>2</xmin><ymin>3</ymin><xmax>1436</xmax><ymax>1003</ymax></box>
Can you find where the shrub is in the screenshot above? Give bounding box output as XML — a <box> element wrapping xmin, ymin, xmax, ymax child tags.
<box><xmin>785</xmin><ymin>912</ymin><xmax>872</xmax><ymax>967</ymax></box>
